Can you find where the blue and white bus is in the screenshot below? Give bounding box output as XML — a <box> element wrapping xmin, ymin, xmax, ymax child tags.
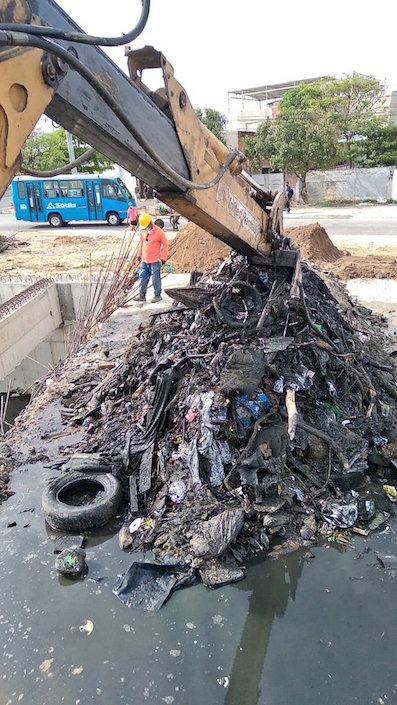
<box><xmin>11</xmin><ymin>174</ymin><xmax>134</xmax><ymax>227</ymax></box>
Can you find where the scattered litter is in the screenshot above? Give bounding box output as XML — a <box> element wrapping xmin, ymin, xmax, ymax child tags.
<box><xmin>383</xmin><ymin>485</ymin><xmax>397</xmax><ymax>502</ymax></box>
<box><xmin>53</xmin><ymin>535</ymin><xmax>85</xmax><ymax>554</ymax></box>
<box><xmin>129</xmin><ymin>517</ymin><xmax>144</xmax><ymax>533</ymax></box>
<box><xmin>368</xmin><ymin>512</ymin><xmax>390</xmax><ymax>531</ymax></box>
<box><xmin>79</xmin><ymin>619</ymin><xmax>94</xmax><ymax>635</ymax></box>
<box><xmin>199</xmin><ymin>559</ymin><xmax>244</xmax><ymax>587</ymax></box>
<box><xmin>191</xmin><ymin>509</ymin><xmax>245</xmax><ymax>558</ymax></box>
<box><xmin>55</xmin><ymin>548</ymin><xmax>87</xmax><ymax>576</ymax></box>
<box><xmin>3</xmin><ymin>238</ymin><xmax>397</xmax><ymax>598</ymax></box>
<box><xmin>323</xmin><ymin>502</ymin><xmax>358</xmax><ymax>529</ymax></box>
<box><xmin>113</xmin><ymin>561</ymin><xmax>196</xmax><ymax>611</ymax></box>
<box><xmin>168</xmin><ymin>480</ymin><xmax>187</xmax><ymax>503</ymax></box>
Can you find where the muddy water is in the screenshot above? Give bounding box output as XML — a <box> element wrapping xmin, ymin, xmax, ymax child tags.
<box><xmin>1</xmin><ymin>460</ymin><xmax>396</xmax><ymax>705</ymax></box>
<box><xmin>1</xmin><ymin>395</ymin><xmax>30</xmax><ymax>428</ymax></box>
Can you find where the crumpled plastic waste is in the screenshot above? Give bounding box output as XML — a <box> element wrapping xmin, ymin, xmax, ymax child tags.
<box><xmin>323</xmin><ymin>502</ymin><xmax>358</xmax><ymax>528</ymax></box>
<box><xmin>383</xmin><ymin>485</ymin><xmax>397</xmax><ymax>502</ymax></box>
<box><xmin>358</xmin><ymin>498</ymin><xmax>376</xmax><ymax>521</ymax></box>
<box><xmin>273</xmin><ymin>376</ymin><xmax>284</xmax><ymax>393</ymax></box>
<box><xmin>195</xmin><ymin>391</ymin><xmax>232</xmax><ymax>486</ymax></box>
<box><xmin>220</xmin><ymin>348</ymin><xmax>265</xmax><ymax>394</ymax></box>
<box><xmin>234</xmin><ymin>391</ymin><xmax>270</xmax><ymax>429</ymax></box>
<box><xmin>286</xmin><ymin>366</ymin><xmax>315</xmax><ymax>391</ymax></box>
<box><xmin>289</xmin><ymin>486</ymin><xmax>304</xmax><ymax>503</ymax></box>
<box><xmin>185</xmin><ymin>409</ymin><xmax>198</xmax><ymax>423</ymax></box>
<box><xmin>168</xmin><ymin>480</ymin><xmax>187</xmax><ymax>503</ymax></box>
<box><xmin>113</xmin><ymin>561</ymin><xmax>196</xmax><ymax>611</ymax></box>
<box><xmin>373</xmin><ymin>435</ymin><xmax>388</xmax><ymax>448</ymax></box>
<box><xmin>190</xmin><ymin>508</ymin><xmax>245</xmax><ymax>558</ymax></box>
<box><xmin>326</xmin><ymin>380</ymin><xmax>337</xmax><ymax>398</ymax></box>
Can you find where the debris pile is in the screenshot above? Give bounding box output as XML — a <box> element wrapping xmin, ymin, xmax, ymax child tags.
<box><xmin>56</xmin><ymin>253</ymin><xmax>397</xmax><ymax>586</ymax></box>
<box><xmin>167</xmin><ymin>222</ymin><xmax>231</xmax><ymax>271</ymax></box>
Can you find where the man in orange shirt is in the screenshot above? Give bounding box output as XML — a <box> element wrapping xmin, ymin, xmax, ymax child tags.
<box><xmin>134</xmin><ymin>212</ymin><xmax>168</xmax><ymax>303</ymax></box>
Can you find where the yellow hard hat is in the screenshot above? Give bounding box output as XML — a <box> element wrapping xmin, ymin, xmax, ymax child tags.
<box><xmin>139</xmin><ymin>212</ymin><xmax>152</xmax><ymax>229</ymax></box>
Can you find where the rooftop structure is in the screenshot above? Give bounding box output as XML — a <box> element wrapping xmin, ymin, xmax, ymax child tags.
<box><xmin>228</xmin><ymin>76</ymin><xmax>330</xmax><ymax>109</ymax></box>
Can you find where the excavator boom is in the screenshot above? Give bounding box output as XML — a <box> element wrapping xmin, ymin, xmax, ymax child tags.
<box><xmin>0</xmin><ymin>0</ymin><xmax>286</xmax><ymax>257</ymax></box>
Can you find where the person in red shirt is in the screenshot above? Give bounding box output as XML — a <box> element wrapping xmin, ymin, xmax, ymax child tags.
<box><xmin>127</xmin><ymin>201</ymin><xmax>138</xmax><ymax>229</ymax></box>
<box><xmin>134</xmin><ymin>212</ymin><xmax>168</xmax><ymax>303</ymax></box>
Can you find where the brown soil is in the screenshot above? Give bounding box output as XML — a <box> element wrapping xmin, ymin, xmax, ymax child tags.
<box><xmin>168</xmin><ymin>222</ymin><xmax>231</xmax><ymax>272</ymax></box>
<box><xmin>0</xmin><ymin>219</ymin><xmax>395</xmax><ymax>281</ymax></box>
<box><xmin>327</xmin><ymin>255</ymin><xmax>397</xmax><ymax>280</ymax></box>
<box><xmin>285</xmin><ymin>222</ymin><xmax>344</xmax><ymax>262</ymax></box>
<box><xmin>286</xmin><ymin>223</ymin><xmax>397</xmax><ymax>279</ymax></box>
<box><xmin>0</xmin><ymin>230</ymin><xmax>139</xmax><ymax>277</ymax></box>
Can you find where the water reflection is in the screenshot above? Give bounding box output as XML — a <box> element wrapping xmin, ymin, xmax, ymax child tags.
<box><xmin>226</xmin><ymin>553</ymin><xmax>305</xmax><ymax>705</ymax></box>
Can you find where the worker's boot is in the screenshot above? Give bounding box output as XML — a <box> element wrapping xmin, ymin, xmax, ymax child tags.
<box><xmin>151</xmin><ymin>295</ymin><xmax>162</xmax><ymax>303</ymax></box>
<box><xmin>133</xmin><ymin>292</ymin><xmax>146</xmax><ymax>302</ymax></box>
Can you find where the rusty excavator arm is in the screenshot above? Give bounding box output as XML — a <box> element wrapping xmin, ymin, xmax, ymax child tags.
<box><xmin>0</xmin><ymin>0</ymin><xmax>289</xmax><ymax>261</ymax></box>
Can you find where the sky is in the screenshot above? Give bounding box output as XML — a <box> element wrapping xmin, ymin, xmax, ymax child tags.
<box><xmin>57</xmin><ymin>0</ymin><xmax>397</xmax><ymax>121</ymax></box>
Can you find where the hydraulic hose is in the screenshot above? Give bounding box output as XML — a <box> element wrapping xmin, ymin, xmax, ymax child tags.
<box><xmin>0</xmin><ymin>30</ymin><xmax>242</xmax><ymax>191</ymax></box>
<box><xmin>21</xmin><ymin>147</ymin><xmax>96</xmax><ymax>177</ymax></box>
<box><xmin>0</xmin><ymin>0</ymin><xmax>150</xmax><ymax>46</ymax></box>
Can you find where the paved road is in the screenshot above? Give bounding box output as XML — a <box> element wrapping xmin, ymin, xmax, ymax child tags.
<box><xmin>1</xmin><ymin>203</ymin><xmax>396</xmax><ymax>237</ymax></box>
<box><xmin>285</xmin><ymin>204</ymin><xmax>397</xmax><ymax>237</ymax></box>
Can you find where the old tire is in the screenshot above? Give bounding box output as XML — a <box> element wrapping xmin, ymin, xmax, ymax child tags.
<box><xmin>48</xmin><ymin>212</ymin><xmax>63</xmax><ymax>228</ymax></box>
<box><xmin>213</xmin><ymin>280</ymin><xmax>262</xmax><ymax>329</ymax></box>
<box><xmin>42</xmin><ymin>473</ymin><xmax>122</xmax><ymax>532</ymax></box>
<box><xmin>106</xmin><ymin>211</ymin><xmax>121</xmax><ymax>226</ymax></box>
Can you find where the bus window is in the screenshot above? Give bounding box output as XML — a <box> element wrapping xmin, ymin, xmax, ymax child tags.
<box><xmin>17</xmin><ymin>182</ymin><xmax>26</xmax><ymax>199</ymax></box>
<box><xmin>60</xmin><ymin>180</ymin><xmax>84</xmax><ymax>198</ymax></box>
<box><xmin>35</xmin><ymin>187</ymin><xmax>43</xmax><ymax>212</ymax></box>
<box><xmin>102</xmin><ymin>179</ymin><xmax>125</xmax><ymax>201</ymax></box>
<box><xmin>43</xmin><ymin>181</ymin><xmax>60</xmax><ymax>198</ymax></box>
<box><xmin>117</xmin><ymin>178</ymin><xmax>133</xmax><ymax>200</ymax></box>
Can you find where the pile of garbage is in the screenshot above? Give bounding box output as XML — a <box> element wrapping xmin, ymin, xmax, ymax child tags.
<box><xmin>64</xmin><ymin>252</ymin><xmax>397</xmax><ymax>588</ymax></box>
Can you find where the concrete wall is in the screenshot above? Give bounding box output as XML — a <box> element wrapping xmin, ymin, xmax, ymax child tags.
<box><xmin>0</xmin><ymin>279</ymin><xmax>110</xmax><ymax>320</ymax></box>
<box><xmin>0</xmin><ymin>284</ymin><xmax>62</xmax><ymax>385</ymax></box>
<box><xmin>252</xmin><ymin>172</ymin><xmax>284</xmax><ymax>192</ymax></box>
<box><xmin>0</xmin><ymin>325</ymin><xmax>68</xmax><ymax>393</ymax></box>
<box><xmin>0</xmin><ymin>278</ymin><xmax>112</xmax><ymax>392</ymax></box>
<box><xmin>305</xmin><ymin>166</ymin><xmax>396</xmax><ymax>203</ymax></box>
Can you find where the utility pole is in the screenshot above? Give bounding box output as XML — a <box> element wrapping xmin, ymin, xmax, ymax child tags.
<box><xmin>65</xmin><ymin>131</ymin><xmax>78</xmax><ymax>174</ymax></box>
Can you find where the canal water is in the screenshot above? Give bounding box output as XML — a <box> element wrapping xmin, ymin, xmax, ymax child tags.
<box><xmin>0</xmin><ymin>460</ymin><xmax>396</xmax><ymax>705</ymax></box>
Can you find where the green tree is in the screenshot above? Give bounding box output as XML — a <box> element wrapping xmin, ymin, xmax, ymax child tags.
<box><xmin>195</xmin><ymin>107</ymin><xmax>227</xmax><ymax>144</ymax></box>
<box><xmin>360</xmin><ymin>124</ymin><xmax>397</xmax><ymax>167</ymax></box>
<box><xmin>243</xmin><ymin>119</ymin><xmax>274</xmax><ymax>173</ymax></box>
<box><xmin>323</xmin><ymin>73</ymin><xmax>387</xmax><ymax>167</ymax></box>
<box><xmin>244</xmin><ymin>83</ymin><xmax>340</xmax><ymax>202</ymax></box>
<box><xmin>22</xmin><ymin>128</ymin><xmax>113</xmax><ymax>173</ymax></box>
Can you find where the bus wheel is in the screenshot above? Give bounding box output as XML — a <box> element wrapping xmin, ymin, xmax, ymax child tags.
<box><xmin>106</xmin><ymin>211</ymin><xmax>121</xmax><ymax>226</ymax></box>
<box><xmin>48</xmin><ymin>213</ymin><xmax>63</xmax><ymax>228</ymax></box>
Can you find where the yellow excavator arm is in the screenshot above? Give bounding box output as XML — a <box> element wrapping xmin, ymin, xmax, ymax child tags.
<box><xmin>0</xmin><ymin>0</ymin><xmax>287</xmax><ymax>260</ymax></box>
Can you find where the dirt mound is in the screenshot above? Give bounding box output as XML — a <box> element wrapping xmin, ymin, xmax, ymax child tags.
<box><xmin>169</xmin><ymin>221</ymin><xmax>343</xmax><ymax>272</ymax></box>
<box><xmin>286</xmin><ymin>223</ymin><xmax>344</xmax><ymax>262</ymax></box>
<box><xmin>168</xmin><ymin>222</ymin><xmax>230</xmax><ymax>272</ymax></box>
<box><xmin>327</xmin><ymin>255</ymin><xmax>397</xmax><ymax>280</ymax></box>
